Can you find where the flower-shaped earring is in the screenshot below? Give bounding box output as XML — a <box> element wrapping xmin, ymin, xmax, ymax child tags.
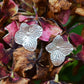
<box><xmin>46</xmin><ymin>35</ymin><xmax>74</xmax><ymax>66</ymax></box>
<box><xmin>15</xmin><ymin>23</ymin><xmax>43</xmax><ymax>51</ymax></box>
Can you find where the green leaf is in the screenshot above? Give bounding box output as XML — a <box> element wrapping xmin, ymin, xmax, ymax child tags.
<box><xmin>73</xmin><ymin>45</ymin><xmax>82</xmax><ymax>55</ymax></box>
<box><xmin>59</xmin><ymin>60</ymin><xmax>84</xmax><ymax>82</ymax></box>
<box><xmin>69</xmin><ymin>24</ymin><xmax>84</xmax><ymax>35</ymax></box>
<box><xmin>34</xmin><ymin>80</ymin><xmax>41</xmax><ymax>84</ymax></box>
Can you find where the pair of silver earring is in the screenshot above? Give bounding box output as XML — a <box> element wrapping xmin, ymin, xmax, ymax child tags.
<box><xmin>15</xmin><ymin>23</ymin><xmax>74</xmax><ymax>66</ymax></box>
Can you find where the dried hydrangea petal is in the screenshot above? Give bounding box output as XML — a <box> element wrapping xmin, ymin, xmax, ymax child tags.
<box><xmin>50</xmin><ymin>50</ymin><xmax>65</xmax><ymax>66</ymax></box>
<box><xmin>1</xmin><ymin>0</ymin><xmax>18</xmax><ymax>16</ymax></box>
<box><xmin>70</xmin><ymin>33</ymin><xmax>84</xmax><ymax>47</ymax></box>
<box><xmin>22</xmin><ymin>36</ymin><xmax>37</xmax><ymax>51</ymax></box>
<box><xmin>39</xmin><ymin>18</ymin><xmax>62</xmax><ymax>42</ymax></box>
<box><xmin>3</xmin><ymin>21</ymin><xmax>19</xmax><ymax>45</ymax></box>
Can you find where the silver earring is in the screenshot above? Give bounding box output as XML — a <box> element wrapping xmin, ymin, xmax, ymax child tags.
<box><xmin>15</xmin><ymin>23</ymin><xmax>43</xmax><ymax>51</ymax></box>
<box><xmin>46</xmin><ymin>35</ymin><xmax>73</xmax><ymax>66</ymax></box>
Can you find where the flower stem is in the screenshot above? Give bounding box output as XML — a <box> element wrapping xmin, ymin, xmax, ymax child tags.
<box><xmin>0</xmin><ymin>76</ymin><xmax>9</xmax><ymax>81</ymax></box>
<box><xmin>22</xmin><ymin>0</ymin><xmax>32</xmax><ymax>8</ymax></box>
<box><xmin>19</xmin><ymin>11</ymin><xmax>35</xmax><ymax>15</ymax></box>
<box><xmin>67</xmin><ymin>22</ymin><xmax>84</xmax><ymax>33</ymax></box>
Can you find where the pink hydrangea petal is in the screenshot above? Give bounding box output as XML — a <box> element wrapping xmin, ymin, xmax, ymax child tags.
<box><xmin>3</xmin><ymin>21</ymin><xmax>19</xmax><ymax>44</ymax></box>
<box><xmin>77</xmin><ymin>46</ymin><xmax>84</xmax><ymax>62</ymax></box>
<box><xmin>19</xmin><ymin>15</ymin><xmax>34</xmax><ymax>22</ymax></box>
<box><xmin>70</xmin><ymin>33</ymin><xmax>84</xmax><ymax>46</ymax></box>
<box><xmin>19</xmin><ymin>15</ymin><xmax>28</xmax><ymax>22</ymax></box>
<box><xmin>51</xmin><ymin>25</ymin><xmax>62</xmax><ymax>35</ymax></box>
<box><xmin>59</xmin><ymin>10</ymin><xmax>70</xmax><ymax>24</ymax></box>
<box><xmin>39</xmin><ymin>28</ymin><xmax>51</xmax><ymax>41</ymax></box>
<box><xmin>27</xmin><ymin>20</ymin><xmax>36</xmax><ymax>25</ymax></box>
<box><xmin>1</xmin><ymin>55</ymin><xmax>9</xmax><ymax>64</ymax></box>
<box><xmin>39</xmin><ymin>18</ymin><xmax>62</xmax><ymax>41</ymax></box>
<box><xmin>19</xmin><ymin>15</ymin><xmax>36</xmax><ymax>25</ymax></box>
<box><xmin>83</xmin><ymin>45</ymin><xmax>84</xmax><ymax>51</ymax></box>
<box><xmin>0</xmin><ymin>43</ymin><xmax>9</xmax><ymax>64</ymax></box>
<box><xmin>62</xmin><ymin>34</ymin><xmax>68</xmax><ymax>41</ymax></box>
<box><xmin>0</xmin><ymin>66</ymin><xmax>9</xmax><ymax>78</ymax></box>
<box><xmin>0</xmin><ymin>43</ymin><xmax>5</xmax><ymax>60</ymax></box>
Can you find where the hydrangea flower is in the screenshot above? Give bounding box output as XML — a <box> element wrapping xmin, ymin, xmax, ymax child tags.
<box><xmin>15</xmin><ymin>23</ymin><xmax>43</xmax><ymax>51</ymax></box>
<box><xmin>70</xmin><ymin>33</ymin><xmax>84</xmax><ymax>62</ymax></box>
<box><xmin>70</xmin><ymin>33</ymin><xmax>84</xmax><ymax>47</ymax></box>
<box><xmin>3</xmin><ymin>21</ymin><xmax>19</xmax><ymax>45</ymax></box>
<box><xmin>46</xmin><ymin>35</ymin><xmax>74</xmax><ymax>66</ymax></box>
<box><xmin>58</xmin><ymin>10</ymin><xmax>70</xmax><ymax>24</ymax></box>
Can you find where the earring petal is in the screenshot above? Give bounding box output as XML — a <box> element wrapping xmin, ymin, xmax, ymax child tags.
<box><xmin>46</xmin><ymin>35</ymin><xmax>74</xmax><ymax>66</ymax></box>
<box><xmin>50</xmin><ymin>50</ymin><xmax>65</xmax><ymax>66</ymax></box>
<box><xmin>20</xmin><ymin>23</ymin><xmax>29</xmax><ymax>31</ymax></box>
<box><xmin>60</xmin><ymin>42</ymin><xmax>74</xmax><ymax>56</ymax></box>
<box><xmin>15</xmin><ymin>23</ymin><xmax>43</xmax><ymax>51</ymax></box>
<box><xmin>15</xmin><ymin>31</ymin><xmax>26</xmax><ymax>44</ymax></box>
<box><xmin>22</xmin><ymin>36</ymin><xmax>37</xmax><ymax>51</ymax></box>
<box><xmin>46</xmin><ymin>43</ymin><xmax>55</xmax><ymax>53</ymax></box>
<box><xmin>53</xmin><ymin>35</ymin><xmax>65</xmax><ymax>46</ymax></box>
<box><xmin>29</xmin><ymin>24</ymin><xmax>43</xmax><ymax>38</ymax></box>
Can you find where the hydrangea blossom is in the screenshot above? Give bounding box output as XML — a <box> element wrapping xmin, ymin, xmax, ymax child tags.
<box><xmin>3</xmin><ymin>21</ymin><xmax>19</xmax><ymax>45</ymax></box>
<box><xmin>15</xmin><ymin>23</ymin><xmax>43</xmax><ymax>51</ymax></box>
<box><xmin>46</xmin><ymin>35</ymin><xmax>74</xmax><ymax>66</ymax></box>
